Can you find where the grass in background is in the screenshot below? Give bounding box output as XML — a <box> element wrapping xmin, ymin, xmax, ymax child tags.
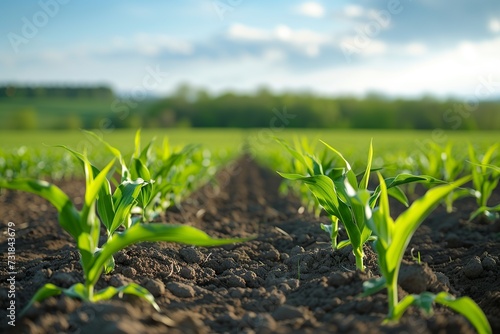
<box><xmin>1</xmin><ymin>129</ymin><xmax>498</xmax><ymax>153</ymax></box>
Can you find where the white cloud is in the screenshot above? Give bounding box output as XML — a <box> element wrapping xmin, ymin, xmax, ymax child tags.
<box><xmin>227</xmin><ymin>23</ymin><xmax>331</xmax><ymax>58</ymax></box>
<box><xmin>404</xmin><ymin>42</ymin><xmax>427</xmax><ymax>56</ymax></box>
<box><xmin>344</xmin><ymin>5</ymin><xmax>365</xmax><ymax>18</ymax></box>
<box><xmin>262</xmin><ymin>48</ymin><xmax>286</xmax><ymax>62</ymax></box>
<box><xmin>227</xmin><ymin>24</ymin><xmax>270</xmax><ymax>41</ymax></box>
<box><xmin>489</xmin><ymin>18</ymin><xmax>500</xmax><ymax>33</ymax></box>
<box><xmin>132</xmin><ymin>34</ymin><xmax>193</xmax><ymax>56</ymax></box>
<box><xmin>296</xmin><ymin>2</ymin><xmax>325</xmax><ymax>18</ymax></box>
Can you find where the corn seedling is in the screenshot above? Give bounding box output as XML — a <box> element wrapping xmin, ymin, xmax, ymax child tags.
<box><xmin>277</xmin><ymin>139</ymin><xmax>443</xmax><ymax>271</ymax></box>
<box><xmin>0</xmin><ymin>152</ymin><xmax>248</xmax><ymax>316</ymax></box>
<box><xmin>82</xmin><ymin>130</ymin><xmax>203</xmax><ymax>222</ymax></box>
<box><xmin>362</xmin><ymin>173</ymin><xmax>491</xmax><ymax>334</ymax></box>
<box><xmin>468</xmin><ymin>143</ymin><xmax>500</xmax><ymax>222</ymax></box>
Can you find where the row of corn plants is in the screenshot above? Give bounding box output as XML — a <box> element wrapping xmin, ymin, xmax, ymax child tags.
<box><xmin>272</xmin><ymin>138</ymin><xmax>496</xmax><ymax>334</ymax></box>
<box><xmin>0</xmin><ymin>131</ymin><xmax>246</xmax><ymax>315</ymax></box>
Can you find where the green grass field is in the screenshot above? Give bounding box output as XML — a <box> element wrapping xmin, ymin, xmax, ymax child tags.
<box><xmin>0</xmin><ymin>128</ymin><xmax>497</xmax><ymax>153</ymax></box>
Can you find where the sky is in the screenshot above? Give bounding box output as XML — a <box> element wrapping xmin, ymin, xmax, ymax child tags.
<box><xmin>1</xmin><ymin>0</ymin><xmax>500</xmax><ymax>99</ymax></box>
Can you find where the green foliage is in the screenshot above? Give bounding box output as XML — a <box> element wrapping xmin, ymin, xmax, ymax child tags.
<box><xmin>0</xmin><ymin>134</ymin><xmax>249</xmax><ymax>316</ymax></box>
<box><xmin>277</xmin><ymin>138</ymin><xmax>440</xmax><ymax>271</ymax></box>
<box><xmin>468</xmin><ymin>143</ymin><xmax>500</xmax><ymax>222</ymax></box>
<box><xmin>362</xmin><ymin>174</ymin><xmax>491</xmax><ymax>334</ymax></box>
<box><xmin>3</xmin><ymin>84</ymin><xmax>500</xmax><ymax>130</ymax></box>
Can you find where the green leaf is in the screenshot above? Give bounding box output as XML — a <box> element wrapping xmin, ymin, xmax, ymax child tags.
<box><xmin>434</xmin><ymin>292</ymin><xmax>492</xmax><ymax>334</ymax></box>
<box><xmin>19</xmin><ymin>283</ymin><xmax>63</xmax><ymax>317</ymax></box>
<box><xmin>131</xmin><ymin>158</ymin><xmax>151</xmax><ymax>181</ymax></box>
<box><xmin>390</xmin><ymin>294</ymin><xmax>417</xmax><ymax>322</ymax></box>
<box><xmin>88</xmin><ymin>223</ymin><xmax>251</xmax><ymax>286</ymax></box>
<box><xmin>134</xmin><ymin>128</ymin><xmax>142</xmax><ymax>159</ymax></box>
<box><xmin>277</xmin><ymin>172</ymin><xmax>340</xmax><ymax>216</ymax></box>
<box><xmin>78</xmin><ymin>232</ymin><xmax>97</xmax><ymax>274</ymax></box>
<box><xmin>387</xmin><ymin>186</ymin><xmax>409</xmax><ymax>207</ymax></box>
<box><xmin>275</xmin><ymin>138</ymin><xmax>313</xmax><ymax>175</ymax></box>
<box><xmin>153</xmin><ymin>144</ymin><xmax>199</xmax><ymax>179</ymax></box>
<box><xmin>320</xmin><ymin>140</ymin><xmax>358</xmax><ymax>189</ymax></box>
<box><xmin>361</xmin><ymin>277</ymin><xmax>386</xmax><ymax>297</ymax></box>
<box><xmin>82</xmin><ymin>130</ymin><xmax>130</xmax><ymax>179</ymax></box>
<box><xmin>63</xmin><ymin>283</ymin><xmax>88</xmax><ymax>300</ymax></box>
<box><xmin>469</xmin><ymin>204</ymin><xmax>500</xmax><ymax>222</ymax></box>
<box><xmin>84</xmin><ymin>159</ymin><xmax>116</xmax><ymax>211</ymax></box>
<box><xmin>387</xmin><ymin>176</ymin><xmax>471</xmax><ymax>275</ymax></box>
<box><xmin>0</xmin><ymin>179</ymin><xmax>81</xmax><ymax>240</ymax></box>
<box><xmin>371</xmin><ymin>173</ymin><xmax>446</xmax><ymax>207</ymax></box>
<box><xmin>94</xmin><ymin>283</ymin><xmax>160</xmax><ymax>312</ymax></box>
<box><xmin>108</xmin><ymin>178</ymin><xmax>148</xmax><ymax>234</ymax></box>
<box><xmin>360</xmin><ymin>139</ymin><xmax>373</xmax><ymax>190</ymax></box>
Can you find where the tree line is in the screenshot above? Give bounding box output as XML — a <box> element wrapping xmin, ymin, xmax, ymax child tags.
<box><xmin>146</xmin><ymin>86</ymin><xmax>500</xmax><ymax>130</ymax></box>
<box><xmin>0</xmin><ymin>85</ymin><xmax>113</xmax><ymax>99</ymax></box>
<box><xmin>2</xmin><ymin>84</ymin><xmax>499</xmax><ymax>130</ymax></box>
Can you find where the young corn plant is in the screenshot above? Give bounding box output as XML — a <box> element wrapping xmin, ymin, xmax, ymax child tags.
<box><xmin>362</xmin><ymin>173</ymin><xmax>491</xmax><ymax>334</ymax></box>
<box><xmin>86</xmin><ymin>130</ymin><xmax>206</xmax><ymax>222</ymax></box>
<box><xmin>411</xmin><ymin>143</ymin><xmax>472</xmax><ymax>213</ymax></box>
<box><xmin>277</xmin><ymin>139</ymin><xmax>443</xmax><ymax>271</ymax></box>
<box><xmin>440</xmin><ymin>143</ymin><xmax>474</xmax><ymax>213</ymax></box>
<box><xmin>0</xmin><ymin>154</ymin><xmax>248</xmax><ymax>316</ymax></box>
<box><xmin>468</xmin><ymin>143</ymin><xmax>500</xmax><ymax>222</ymax></box>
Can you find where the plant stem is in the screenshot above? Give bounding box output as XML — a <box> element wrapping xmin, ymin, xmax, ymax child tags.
<box><xmin>86</xmin><ymin>284</ymin><xmax>94</xmax><ymax>302</ymax></box>
<box><xmin>354</xmin><ymin>247</ymin><xmax>365</xmax><ymax>272</ymax></box>
<box><xmin>330</xmin><ymin>215</ymin><xmax>339</xmax><ymax>250</ymax></box>
<box><xmin>386</xmin><ymin>278</ymin><xmax>399</xmax><ymax>320</ymax></box>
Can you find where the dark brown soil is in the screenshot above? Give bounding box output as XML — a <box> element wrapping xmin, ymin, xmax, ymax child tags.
<box><xmin>1</xmin><ymin>156</ymin><xmax>499</xmax><ymax>334</ymax></box>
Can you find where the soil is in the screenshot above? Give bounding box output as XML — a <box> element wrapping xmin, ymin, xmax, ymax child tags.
<box><xmin>0</xmin><ymin>156</ymin><xmax>499</xmax><ymax>334</ymax></box>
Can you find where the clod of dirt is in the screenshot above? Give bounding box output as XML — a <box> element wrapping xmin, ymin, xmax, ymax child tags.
<box><xmin>180</xmin><ymin>266</ymin><xmax>196</xmax><ymax>279</ymax></box>
<box><xmin>144</xmin><ymin>278</ymin><xmax>165</xmax><ymax>297</ymax></box>
<box><xmin>398</xmin><ymin>261</ymin><xmax>438</xmax><ymax>294</ymax></box>
<box><xmin>272</xmin><ymin>304</ymin><xmax>304</xmax><ymax>321</ymax></box>
<box><xmin>445</xmin><ymin>233</ymin><xmax>466</xmax><ymax>248</ymax></box>
<box><xmin>50</xmin><ymin>271</ymin><xmax>78</xmax><ymax>288</ymax></box>
<box><xmin>242</xmin><ymin>311</ymin><xmax>277</xmax><ymax>331</ymax></box>
<box><xmin>122</xmin><ymin>267</ymin><xmax>137</xmax><ymax>277</ymax></box>
<box><xmin>225</xmin><ymin>274</ymin><xmax>246</xmax><ymax>288</ymax></box>
<box><xmin>463</xmin><ymin>256</ymin><xmax>483</xmax><ymax>279</ymax></box>
<box><xmin>327</xmin><ymin>271</ymin><xmax>352</xmax><ymax>287</ymax></box>
<box><xmin>290</xmin><ymin>245</ymin><xmax>305</xmax><ymax>256</ymax></box>
<box><xmin>167</xmin><ymin>281</ymin><xmax>195</xmax><ymax>298</ymax></box>
<box><xmin>109</xmin><ymin>274</ymin><xmax>131</xmax><ymax>287</ymax></box>
<box><xmin>179</xmin><ymin>247</ymin><xmax>203</xmax><ymax>264</ymax></box>
<box><xmin>481</xmin><ymin>256</ymin><xmax>497</xmax><ymax>271</ymax></box>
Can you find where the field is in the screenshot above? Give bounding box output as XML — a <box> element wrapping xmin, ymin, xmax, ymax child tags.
<box><xmin>0</xmin><ymin>129</ymin><xmax>499</xmax><ymax>333</ymax></box>
<box><xmin>1</xmin><ymin>128</ymin><xmax>498</xmax><ymax>151</ymax></box>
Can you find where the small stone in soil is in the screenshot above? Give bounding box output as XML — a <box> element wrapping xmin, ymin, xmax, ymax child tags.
<box><xmin>226</xmin><ymin>274</ymin><xmax>246</xmax><ymax>288</ymax></box>
<box><xmin>180</xmin><ymin>266</ymin><xmax>196</xmax><ymax>279</ymax></box>
<box><xmin>263</xmin><ymin>249</ymin><xmax>280</xmax><ymax>261</ymax></box>
<box><xmin>241</xmin><ymin>270</ymin><xmax>260</xmax><ymax>288</ymax></box>
<box><xmin>109</xmin><ymin>274</ymin><xmax>129</xmax><ymax>287</ymax></box>
<box><xmin>122</xmin><ymin>267</ymin><xmax>137</xmax><ymax>278</ymax></box>
<box><xmin>328</xmin><ymin>272</ymin><xmax>350</xmax><ymax>287</ymax></box>
<box><xmin>50</xmin><ymin>272</ymin><xmax>78</xmax><ymax>287</ymax></box>
<box><xmin>398</xmin><ymin>262</ymin><xmax>437</xmax><ymax>294</ymax></box>
<box><xmin>481</xmin><ymin>256</ymin><xmax>496</xmax><ymax>271</ymax></box>
<box><xmin>272</xmin><ymin>305</ymin><xmax>304</xmax><ymax>321</ymax></box>
<box><xmin>290</xmin><ymin>245</ymin><xmax>305</xmax><ymax>256</ymax></box>
<box><xmin>242</xmin><ymin>312</ymin><xmax>277</xmax><ymax>330</ymax></box>
<box><xmin>144</xmin><ymin>278</ymin><xmax>165</xmax><ymax>297</ymax></box>
<box><xmin>446</xmin><ymin>233</ymin><xmax>465</xmax><ymax>248</ymax></box>
<box><xmin>463</xmin><ymin>256</ymin><xmax>483</xmax><ymax>279</ymax></box>
<box><xmin>179</xmin><ymin>247</ymin><xmax>203</xmax><ymax>264</ymax></box>
<box><xmin>167</xmin><ymin>281</ymin><xmax>196</xmax><ymax>298</ymax></box>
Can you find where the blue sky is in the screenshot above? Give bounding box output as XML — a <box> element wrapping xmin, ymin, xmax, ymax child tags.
<box><xmin>1</xmin><ymin>0</ymin><xmax>500</xmax><ymax>98</ymax></box>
